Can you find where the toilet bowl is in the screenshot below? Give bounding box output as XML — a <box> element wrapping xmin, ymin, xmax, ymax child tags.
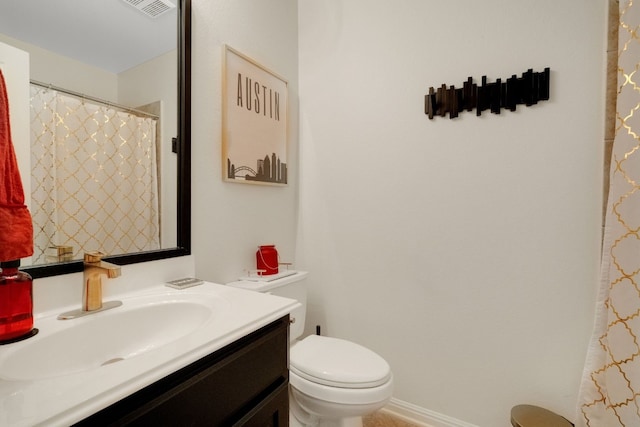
<box><xmin>227</xmin><ymin>271</ymin><xmax>393</xmax><ymax>427</ymax></box>
<box><xmin>289</xmin><ymin>335</ymin><xmax>393</xmax><ymax>427</ymax></box>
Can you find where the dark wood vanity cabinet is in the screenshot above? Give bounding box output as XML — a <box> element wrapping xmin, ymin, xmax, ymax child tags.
<box><xmin>75</xmin><ymin>316</ymin><xmax>290</xmax><ymax>426</ymax></box>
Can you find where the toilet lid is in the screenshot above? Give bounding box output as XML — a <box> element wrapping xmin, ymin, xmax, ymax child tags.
<box><xmin>290</xmin><ymin>335</ymin><xmax>392</xmax><ymax>388</ymax></box>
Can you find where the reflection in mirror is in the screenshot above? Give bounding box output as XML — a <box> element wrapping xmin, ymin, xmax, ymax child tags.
<box><xmin>30</xmin><ymin>81</ymin><xmax>166</xmax><ymax>265</ymax></box>
<box><xmin>0</xmin><ymin>0</ymin><xmax>191</xmax><ymax>277</ymax></box>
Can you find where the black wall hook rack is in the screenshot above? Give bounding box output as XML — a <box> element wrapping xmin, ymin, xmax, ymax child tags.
<box><xmin>425</xmin><ymin>67</ymin><xmax>550</xmax><ymax>120</ymax></box>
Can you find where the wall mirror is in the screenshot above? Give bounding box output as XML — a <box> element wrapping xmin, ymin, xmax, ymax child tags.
<box><xmin>0</xmin><ymin>0</ymin><xmax>191</xmax><ymax>278</ymax></box>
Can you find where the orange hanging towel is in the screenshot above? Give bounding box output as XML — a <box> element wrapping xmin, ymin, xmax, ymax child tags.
<box><xmin>0</xmin><ymin>69</ymin><xmax>33</xmax><ymax>262</ymax></box>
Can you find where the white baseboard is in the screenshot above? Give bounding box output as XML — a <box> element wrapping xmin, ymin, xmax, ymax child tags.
<box><xmin>380</xmin><ymin>398</ymin><xmax>480</xmax><ymax>427</ymax></box>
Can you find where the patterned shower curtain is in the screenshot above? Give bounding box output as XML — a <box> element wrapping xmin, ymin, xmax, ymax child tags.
<box><xmin>29</xmin><ymin>86</ymin><xmax>160</xmax><ymax>264</ymax></box>
<box><xmin>576</xmin><ymin>1</ymin><xmax>640</xmax><ymax>425</ymax></box>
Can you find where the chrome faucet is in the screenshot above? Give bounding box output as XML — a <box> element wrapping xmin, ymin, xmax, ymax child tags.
<box><xmin>58</xmin><ymin>251</ymin><xmax>123</xmax><ymax>320</ymax></box>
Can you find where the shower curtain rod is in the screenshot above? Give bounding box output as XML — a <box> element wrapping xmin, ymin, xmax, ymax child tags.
<box><xmin>30</xmin><ymin>79</ymin><xmax>159</xmax><ymax>120</ymax></box>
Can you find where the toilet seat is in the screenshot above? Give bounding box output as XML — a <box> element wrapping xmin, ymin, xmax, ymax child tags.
<box><xmin>290</xmin><ymin>335</ymin><xmax>392</xmax><ymax>388</ymax></box>
<box><xmin>290</xmin><ymin>371</ymin><xmax>394</xmax><ymax>406</ymax></box>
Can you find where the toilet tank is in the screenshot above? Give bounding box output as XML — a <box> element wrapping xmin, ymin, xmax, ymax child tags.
<box><xmin>226</xmin><ymin>271</ymin><xmax>308</xmax><ymax>341</ymax></box>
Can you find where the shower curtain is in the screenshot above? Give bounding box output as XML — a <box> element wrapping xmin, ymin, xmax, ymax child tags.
<box><xmin>29</xmin><ymin>86</ymin><xmax>160</xmax><ymax>264</ymax></box>
<box><xmin>576</xmin><ymin>1</ymin><xmax>640</xmax><ymax>425</ymax></box>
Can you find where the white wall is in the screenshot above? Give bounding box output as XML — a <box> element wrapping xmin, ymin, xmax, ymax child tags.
<box><xmin>0</xmin><ymin>34</ymin><xmax>118</xmax><ymax>101</ymax></box>
<box><xmin>191</xmin><ymin>0</ymin><xmax>299</xmax><ymax>283</ymax></box>
<box><xmin>297</xmin><ymin>1</ymin><xmax>606</xmax><ymax>426</ymax></box>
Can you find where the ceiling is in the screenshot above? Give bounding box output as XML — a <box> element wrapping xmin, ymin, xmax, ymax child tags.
<box><xmin>0</xmin><ymin>0</ymin><xmax>177</xmax><ymax>73</ymax></box>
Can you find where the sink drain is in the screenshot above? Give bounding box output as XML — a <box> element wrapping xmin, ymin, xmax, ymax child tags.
<box><xmin>101</xmin><ymin>357</ymin><xmax>124</xmax><ymax>366</ymax></box>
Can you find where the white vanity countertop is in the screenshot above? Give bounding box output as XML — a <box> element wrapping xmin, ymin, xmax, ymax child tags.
<box><xmin>0</xmin><ymin>281</ymin><xmax>299</xmax><ymax>427</ymax></box>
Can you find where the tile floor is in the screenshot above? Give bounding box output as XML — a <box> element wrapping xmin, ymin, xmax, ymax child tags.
<box><xmin>362</xmin><ymin>411</ymin><xmax>420</xmax><ymax>427</ymax></box>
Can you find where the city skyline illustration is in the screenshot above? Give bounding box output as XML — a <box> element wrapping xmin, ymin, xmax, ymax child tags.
<box><xmin>227</xmin><ymin>152</ymin><xmax>287</xmax><ymax>184</ymax></box>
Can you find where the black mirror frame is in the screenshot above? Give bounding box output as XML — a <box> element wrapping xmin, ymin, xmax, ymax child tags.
<box><xmin>24</xmin><ymin>0</ymin><xmax>191</xmax><ymax>279</ymax></box>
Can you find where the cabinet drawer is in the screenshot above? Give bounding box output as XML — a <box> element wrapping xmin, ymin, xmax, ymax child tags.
<box><xmin>234</xmin><ymin>382</ymin><xmax>288</xmax><ymax>426</ymax></box>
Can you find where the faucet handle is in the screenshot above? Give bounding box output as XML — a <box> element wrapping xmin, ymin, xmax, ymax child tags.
<box><xmin>84</xmin><ymin>251</ymin><xmax>106</xmax><ymax>263</ymax></box>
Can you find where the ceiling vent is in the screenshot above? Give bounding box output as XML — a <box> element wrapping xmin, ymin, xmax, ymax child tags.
<box><xmin>121</xmin><ymin>0</ymin><xmax>176</xmax><ymax>18</ymax></box>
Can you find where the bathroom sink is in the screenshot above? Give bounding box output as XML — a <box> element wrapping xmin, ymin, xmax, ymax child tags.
<box><xmin>0</xmin><ymin>292</ymin><xmax>221</xmax><ymax>381</ymax></box>
<box><xmin>0</xmin><ymin>281</ymin><xmax>300</xmax><ymax>427</ymax></box>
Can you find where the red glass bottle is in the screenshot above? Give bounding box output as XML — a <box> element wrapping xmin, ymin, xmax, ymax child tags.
<box><xmin>0</xmin><ymin>260</ymin><xmax>34</xmax><ymax>342</ymax></box>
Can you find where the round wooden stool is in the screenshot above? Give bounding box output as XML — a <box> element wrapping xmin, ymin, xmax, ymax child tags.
<box><xmin>511</xmin><ymin>405</ymin><xmax>574</xmax><ymax>427</ymax></box>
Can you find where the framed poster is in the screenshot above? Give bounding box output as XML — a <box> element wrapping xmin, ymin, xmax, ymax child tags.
<box><xmin>222</xmin><ymin>45</ymin><xmax>288</xmax><ymax>185</ymax></box>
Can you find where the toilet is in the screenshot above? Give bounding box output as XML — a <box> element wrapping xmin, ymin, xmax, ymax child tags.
<box><xmin>227</xmin><ymin>271</ymin><xmax>393</xmax><ymax>427</ymax></box>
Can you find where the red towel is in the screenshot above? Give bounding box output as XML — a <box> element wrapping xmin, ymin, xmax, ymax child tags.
<box><xmin>0</xmin><ymin>69</ymin><xmax>33</xmax><ymax>262</ymax></box>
